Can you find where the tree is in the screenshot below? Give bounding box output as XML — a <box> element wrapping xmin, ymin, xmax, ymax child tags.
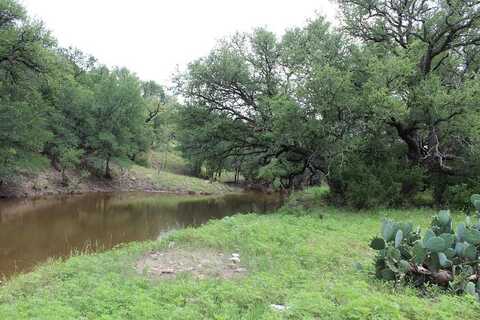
<box><xmin>0</xmin><ymin>0</ymin><xmax>54</xmax><ymax>181</ymax></box>
<box><xmin>86</xmin><ymin>67</ymin><xmax>150</xmax><ymax>178</ymax></box>
<box><xmin>337</xmin><ymin>0</ymin><xmax>480</xmax><ymax>203</ymax></box>
<box><xmin>0</xmin><ymin>0</ymin><xmax>166</xmax><ymax>188</ymax></box>
<box><xmin>176</xmin><ymin>20</ymin><xmax>360</xmax><ymax>188</ymax></box>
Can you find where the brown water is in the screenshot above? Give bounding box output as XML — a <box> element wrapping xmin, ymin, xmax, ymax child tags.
<box><xmin>0</xmin><ymin>192</ymin><xmax>281</xmax><ymax>277</ymax></box>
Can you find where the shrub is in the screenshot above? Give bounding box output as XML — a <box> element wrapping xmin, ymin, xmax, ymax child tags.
<box><xmin>134</xmin><ymin>151</ymin><xmax>151</xmax><ymax>167</ymax></box>
<box><xmin>445</xmin><ymin>183</ymin><xmax>480</xmax><ymax>211</ymax></box>
<box><xmin>370</xmin><ymin>195</ymin><xmax>480</xmax><ymax>300</ymax></box>
<box><xmin>281</xmin><ymin>186</ymin><xmax>329</xmax><ymax>215</ymax></box>
<box><xmin>327</xmin><ymin>148</ymin><xmax>426</xmax><ymax>209</ymax></box>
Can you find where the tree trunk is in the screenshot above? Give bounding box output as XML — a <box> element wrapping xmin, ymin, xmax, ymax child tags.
<box><xmin>105</xmin><ymin>157</ymin><xmax>112</xmax><ymax>179</ymax></box>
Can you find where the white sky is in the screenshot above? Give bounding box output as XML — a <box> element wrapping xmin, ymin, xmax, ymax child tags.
<box><xmin>21</xmin><ymin>0</ymin><xmax>338</xmax><ymax>86</ymax></box>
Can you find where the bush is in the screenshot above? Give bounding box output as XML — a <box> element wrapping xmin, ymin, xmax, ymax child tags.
<box><xmin>327</xmin><ymin>151</ymin><xmax>425</xmax><ymax>209</ymax></box>
<box><xmin>444</xmin><ymin>183</ymin><xmax>480</xmax><ymax>211</ymax></box>
<box><xmin>370</xmin><ymin>195</ymin><xmax>480</xmax><ymax>300</ymax></box>
<box><xmin>134</xmin><ymin>151</ymin><xmax>151</xmax><ymax>167</ymax></box>
<box><xmin>281</xmin><ymin>186</ymin><xmax>329</xmax><ymax>215</ymax></box>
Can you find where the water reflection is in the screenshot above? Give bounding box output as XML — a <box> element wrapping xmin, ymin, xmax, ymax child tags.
<box><xmin>0</xmin><ymin>192</ymin><xmax>281</xmax><ymax>277</ymax></box>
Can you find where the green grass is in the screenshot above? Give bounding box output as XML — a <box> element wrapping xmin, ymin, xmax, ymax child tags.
<box><xmin>1</xmin><ymin>207</ymin><xmax>479</xmax><ymax>319</ymax></box>
<box><xmin>131</xmin><ymin>150</ymin><xmax>238</xmax><ymax>194</ymax></box>
<box><xmin>131</xmin><ymin>164</ymin><xmax>235</xmax><ymax>194</ymax></box>
<box><xmin>150</xmin><ymin>150</ymin><xmax>242</xmax><ymax>184</ymax></box>
<box><xmin>151</xmin><ymin>150</ymin><xmax>189</xmax><ymax>175</ymax></box>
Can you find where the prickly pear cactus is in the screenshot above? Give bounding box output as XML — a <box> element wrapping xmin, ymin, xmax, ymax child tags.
<box><xmin>370</xmin><ymin>203</ymin><xmax>480</xmax><ymax>300</ymax></box>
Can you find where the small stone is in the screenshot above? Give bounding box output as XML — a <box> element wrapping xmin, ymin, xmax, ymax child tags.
<box><xmin>160</xmin><ymin>269</ymin><xmax>175</xmax><ymax>274</ymax></box>
<box><xmin>229</xmin><ymin>257</ymin><xmax>240</xmax><ymax>264</ymax></box>
<box><xmin>270</xmin><ymin>304</ymin><xmax>288</xmax><ymax>312</ymax></box>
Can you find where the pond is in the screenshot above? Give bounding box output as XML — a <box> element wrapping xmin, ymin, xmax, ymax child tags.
<box><xmin>0</xmin><ymin>192</ymin><xmax>282</xmax><ymax>278</ymax></box>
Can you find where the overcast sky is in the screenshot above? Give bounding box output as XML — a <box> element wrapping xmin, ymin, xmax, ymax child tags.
<box><xmin>21</xmin><ymin>0</ymin><xmax>338</xmax><ymax>85</ymax></box>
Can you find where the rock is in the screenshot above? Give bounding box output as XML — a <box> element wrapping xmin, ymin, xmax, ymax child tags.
<box><xmin>160</xmin><ymin>268</ymin><xmax>175</xmax><ymax>274</ymax></box>
<box><xmin>270</xmin><ymin>304</ymin><xmax>288</xmax><ymax>312</ymax></box>
<box><xmin>229</xmin><ymin>257</ymin><xmax>240</xmax><ymax>264</ymax></box>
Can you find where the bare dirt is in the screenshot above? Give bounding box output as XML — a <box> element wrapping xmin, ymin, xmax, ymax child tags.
<box><xmin>135</xmin><ymin>248</ymin><xmax>247</xmax><ymax>280</ymax></box>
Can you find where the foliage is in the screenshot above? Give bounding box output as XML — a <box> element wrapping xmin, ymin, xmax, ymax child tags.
<box><xmin>282</xmin><ymin>186</ymin><xmax>330</xmax><ymax>215</ymax></box>
<box><xmin>58</xmin><ymin>147</ymin><xmax>83</xmax><ymax>184</ymax></box>
<box><xmin>0</xmin><ymin>0</ymin><xmax>53</xmax><ymax>180</ymax></box>
<box><xmin>0</xmin><ymin>0</ymin><xmax>170</xmax><ymax>186</ymax></box>
<box><xmin>175</xmin><ymin>1</ymin><xmax>480</xmax><ymax>207</ymax></box>
<box><xmin>371</xmin><ymin>198</ymin><xmax>480</xmax><ymax>299</ymax></box>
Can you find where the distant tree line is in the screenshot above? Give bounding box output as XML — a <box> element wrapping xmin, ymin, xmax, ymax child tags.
<box><xmin>175</xmin><ymin>0</ymin><xmax>480</xmax><ymax>208</ymax></box>
<box><xmin>0</xmin><ymin>0</ymin><xmax>168</xmax><ymax>184</ymax></box>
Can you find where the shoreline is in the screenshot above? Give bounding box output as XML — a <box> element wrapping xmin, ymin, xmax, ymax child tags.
<box><xmin>0</xmin><ymin>165</ymin><xmax>238</xmax><ymax>200</ymax></box>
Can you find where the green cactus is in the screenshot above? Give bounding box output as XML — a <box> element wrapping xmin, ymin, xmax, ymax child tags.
<box><xmin>440</xmin><ymin>233</ymin><xmax>455</xmax><ymax>248</ymax></box>
<box><xmin>471</xmin><ymin>194</ymin><xmax>480</xmax><ymax>213</ymax></box>
<box><xmin>463</xmin><ymin>244</ymin><xmax>477</xmax><ymax>260</ymax></box>
<box><xmin>465</xmin><ymin>282</ymin><xmax>479</xmax><ymax>300</ymax></box>
<box><xmin>370</xmin><ymin>200</ymin><xmax>480</xmax><ymax>300</ymax></box>
<box><xmin>413</xmin><ymin>241</ymin><xmax>427</xmax><ymax>264</ymax></box>
<box><xmin>424</xmin><ymin>236</ymin><xmax>446</xmax><ymax>253</ymax></box>
<box><xmin>370</xmin><ymin>237</ymin><xmax>386</xmax><ymax>250</ymax></box>
<box><xmin>395</xmin><ymin>230</ymin><xmax>403</xmax><ymax>248</ymax></box>
<box><xmin>424</xmin><ymin>229</ymin><xmax>435</xmax><ymax>243</ymax></box>
<box><xmin>457</xmin><ymin>223</ymin><xmax>466</xmax><ymax>241</ymax></box>
<box><xmin>438</xmin><ymin>252</ymin><xmax>452</xmax><ymax>267</ymax></box>
<box><xmin>432</xmin><ymin>210</ymin><xmax>453</xmax><ymax>234</ymax></box>
<box><xmin>464</xmin><ymin>229</ymin><xmax>480</xmax><ymax>245</ymax></box>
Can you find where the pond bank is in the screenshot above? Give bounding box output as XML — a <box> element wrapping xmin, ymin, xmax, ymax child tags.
<box><xmin>0</xmin><ymin>164</ymin><xmax>237</xmax><ymax>199</ymax></box>
<box><xmin>1</xmin><ymin>207</ymin><xmax>478</xmax><ymax>319</ymax></box>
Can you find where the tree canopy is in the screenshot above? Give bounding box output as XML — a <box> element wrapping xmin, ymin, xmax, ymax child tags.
<box><xmin>175</xmin><ymin>1</ymin><xmax>480</xmax><ymax>207</ymax></box>
<box><xmin>0</xmin><ymin>0</ymin><xmax>166</xmax><ymax>183</ymax></box>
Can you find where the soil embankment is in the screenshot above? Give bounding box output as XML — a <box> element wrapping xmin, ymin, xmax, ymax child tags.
<box><xmin>0</xmin><ymin>166</ymin><xmax>235</xmax><ymax>198</ymax></box>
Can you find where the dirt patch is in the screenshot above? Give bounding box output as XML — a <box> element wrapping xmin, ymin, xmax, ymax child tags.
<box><xmin>135</xmin><ymin>248</ymin><xmax>247</xmax><ymax>280</ymax></box>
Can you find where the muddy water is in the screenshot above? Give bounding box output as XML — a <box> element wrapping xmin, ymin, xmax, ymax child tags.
<box><xmin>0</xmin><ymin>192</ymin><xmax>281</xmax><ymax>277</ymax></box>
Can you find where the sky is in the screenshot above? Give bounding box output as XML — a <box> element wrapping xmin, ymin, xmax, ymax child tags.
<box><xmin>21</xmin><ymin>0</ymin><xmax>338</xmax><ymax>85</ymax></box>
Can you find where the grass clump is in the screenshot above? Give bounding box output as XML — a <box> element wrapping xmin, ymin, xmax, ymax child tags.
<box><xmin>1</xmin><ymin>207</ymin><xmax>480</xmax><ymax>319</ymax></box>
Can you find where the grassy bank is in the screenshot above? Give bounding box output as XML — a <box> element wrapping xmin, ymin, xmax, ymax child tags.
<box><xmin>1</xmin><ymin>207</ymin><xmax>479</xmax><ymax>319</ymax></box>
<box><xmin>130</xmin><ymin>165</ymin><xmax>234</xmax><ymax>194</ymax></box>
<box><xmin>1</xmin><ymin>150</ymin><xmax>236</xmax><ymax>198</ymax></box>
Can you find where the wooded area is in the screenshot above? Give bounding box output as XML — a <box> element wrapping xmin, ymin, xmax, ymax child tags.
<box><xmin>1</xmin><ymin>0</ymin><xmax>480</xmax><ymax>208</ymax></box>
<box><xmin>0</xmin><ymin>0</ymin><xmax>172</xmax><ymax>185</ymax></box>
<box><xmin>175</xmin><ymin>0</ymin><xmax>480</xmax><ymax>208</ymax></box>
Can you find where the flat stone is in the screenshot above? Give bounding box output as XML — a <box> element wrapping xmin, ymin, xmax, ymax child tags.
<box><xmin>160</xmin><ymin>269</ymin><xmax>175</xmax><ymax>274</ymax></box>
<box><xmin>271</xmin><ymin>304</ymin><xmax>288</xmax><ymax>312</ymax></box>
<box><xmin>229</xmin><ymin>257</ymin><xmax>240</xmax><ymax>263</ymax></box>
